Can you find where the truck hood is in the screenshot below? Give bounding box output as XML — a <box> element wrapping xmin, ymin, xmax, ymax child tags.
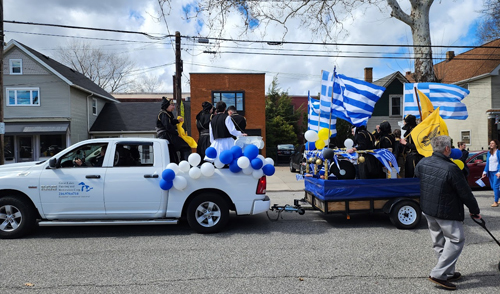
<box><xmin>0</xmin><ymin>161</ymin><xmax>43</xmax><ymax>177</ymax></box>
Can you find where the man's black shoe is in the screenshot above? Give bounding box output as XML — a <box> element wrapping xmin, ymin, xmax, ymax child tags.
<box><xmin>447</xmin><ymin>272</ymin><xmax>462</xmax><ymax>281</ymax></box>
<box><xmin>428</xmin><ymin>276</ymin><xmax>457</xmax><ymax>290</ymax></box>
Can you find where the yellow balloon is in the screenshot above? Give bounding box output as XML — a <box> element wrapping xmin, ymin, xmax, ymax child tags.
<box><xmin>315</xmin><ymin>140</ymin><xmax>326</xmax><ymax>150</ymax></box>
<box><xmin>453</xmin><ymin>159</ymin><xmax>464</xmax><ymax>170</ymax></box>
<box><xmin>318</xmin><ymin>128</ymin><xmax>331</xmax><ymax>141</ymax></box>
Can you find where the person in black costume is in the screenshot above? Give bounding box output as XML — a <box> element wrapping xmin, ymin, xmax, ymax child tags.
<box><xmin>155</xmin><ymin>97</ymin><xmax>191</xmax><ymax>164</ymax></box>
<box><xmin>458</xmin><ymin>141</ymin><xmax>470</xmax><ymax>177</ymax></box>
<box><xmin>400</xmin><ymin>114</ymin><xmax>423</xmax><ymax>178</ymax></box>
<box><xmin>227</xmin><ymin>105</ymin><xmax>247</xmax><ymax>132</ymax></box>
<box><xmin>375</xmin><ymin>121</ymin><xmax>396</xmax><ymax>150</ymax></box>
<box><xmin>196</xmin><ymin>101</ymin><xmax>213</xmax><ymax>160</ymax></box>
<box><xmin>348</xmin><ymin>125</ymin><xmax>382</xmax><ymax>179</ymax></box>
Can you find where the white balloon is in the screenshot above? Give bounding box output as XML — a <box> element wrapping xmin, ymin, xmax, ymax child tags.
<box><xmin>252</xmin><ymin>169</ymin><xmax>264</xmax><ymax>179</ymax></box>
<box><xmin>264</xmin><ymin>157</ymin><xmax>275</xmax><ymax>166</ymax></box>
<box><xmin>179</xmin><ymin>161</ymin><xmax>191</xmax><ymax>173</ymax></box>
<box><xmin>189</xmin><ymin>167</ymin><xmax>202</xmax><ymax>179</ymax></box>
<box><xmin>344</xmin><ymin>138</ymin><xmax>354</xmax><ymax>149</ymax></box>
<box><xmin>166</xmin><ymin>163</ymin><xmax>180</xmax><ymax>174</ymax></box>
<box><xmin>188</xmin><ymin>153</ymin><xmax>201</xmax><ymax>167</ymax></box>
<box><xmin>173</xmin><ymin>176</ymin><xmax>188</xmax><ymax>190</ymax></box>
<box><xmin>237</xmin><ymin>157</ymin><xmax>250</xmax><ymax>169</ymax></box>
<box><xmin>242</xmin><ymin>166</ymin><xmax>253</xmax><ymax>175</ymax></box>
<box><xmin>257</xmin><ymin>155</ymin><xmax>266</xmax><ymax>162</ymax></box>
<box><xmin>200</xmin><ymin>162</ymin><xmax>215</xmax><ymax>177</ymax></box>
<box><xmin>214</xmin><ymin>158</ymin><xmax>225</xmax><ymax>169</ymax></box>
<box><xmin>304</xmin><ymin>130</ymin><xmax>319</xmax><ymax>142</ymax></box>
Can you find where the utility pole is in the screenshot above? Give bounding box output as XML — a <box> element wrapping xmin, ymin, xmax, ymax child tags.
<box><xmin>174</xmin><ymin>31</ymin><xmax>183</xmax><ymax>116</ymax></box>
<box><xmin>0</xmin><ymin>0</ymin><xmax>5</xmax><ymax>165</ymax></box>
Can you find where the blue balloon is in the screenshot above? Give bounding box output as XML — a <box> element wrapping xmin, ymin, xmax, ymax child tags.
<box><xmin>219</xmin><ymin>150</ymin><xmax>233</xmax><ymax>164</ymax></box>
<box><xmin>251</xmin><ymin>158</ymin><xmax>263</xmax><ymax>170</ymax></box>
<box><xmin>305</xmin><ymin>142</ymin><xmax>316</xmax><ymax>150</ymax></box>
<box><xmin>450</xmin><ymin>148</ymin><xmax>462</xmax><ymax>159</ymax></box>
<box><xmin>231</xmin><ymin>146</ymin><xmax>243</xmax><ymax>160</ymax></box>
<box><xmin>229</xmin><ymin>161</ymin><xmax>242</xmax><ymax>173</ymax></box>
<box><xmin>162</xmin><ymin>169</ymin><xmax>176</xmax><ymax>181</ymax></box>
<box><xmin>262</xmin><ymin>164</ymin><xmax>276</xmax><ymax>176</ymax></box>
<box><xmin>159</xmin><ymin>179</ymin><xmax>173</xmax><ymax>190</ymax></box>
<box><xmin>205</xmin><ymin>147</ymin><xmax>217</xmax><ymax>159</ymax></box>
<box><xmin>243</xmin><ymin>144</ymin><xmax>259</xmax><ymax>160</ymax></box>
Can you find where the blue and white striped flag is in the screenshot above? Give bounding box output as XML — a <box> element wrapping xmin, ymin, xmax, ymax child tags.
<box><xmin>404</xmin><ymin>83</ymin><xmax>469</xmax><ymax>120</ymax></box>
<box><xmin>332</xmin><ymin>72</ymin><xmax>386</xmax><ymax>127</ymax></box>
<box><xmin>308</xmin><ymin>90</ymin><xmax>337</xmax><ymax>136</ymax></box>
<box><xmin>371</xmin><ymin>149</ymin><xmax>399</xmax><ymax>173</ymax></box>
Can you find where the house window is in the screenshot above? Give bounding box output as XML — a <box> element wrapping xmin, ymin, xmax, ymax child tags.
<box><xmin>9</xmin><ymin>59</ymin><xmax>22</xmax><ymax>74</ymax></box>
<box><xmin>7</xmin><ymin>88</ymin><xmax>40</xmax><ymax>106</ymax></box>
<box><xmin>461</xmin><ymin>130</ymin><xmax>470</xmax><ymax>144</ymax></box>
<box><xmin>389</xmin><ymin>95</ymin><xmax>402</xmax><ymax>116</ymax></box>
<box><xmin>92</xmin><ymin>98</ymin><xmax>97</xmax><ymax>115</ymax></box>
<box><xmin>212</xmin><ymin>91</ymin><xmax>244</xmax><ymax>114</ymax></box>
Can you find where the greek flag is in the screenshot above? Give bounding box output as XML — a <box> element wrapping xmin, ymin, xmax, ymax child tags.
<box><xmin>404</xmin><ymin>83</ymin><xmax>469</xmax><ymax>120</ymax></box>
<box><xmin>331</xmin><ymin>72</ymin><xmax>385</xmax><ymax>127</ymax></box>
<box><xmin>370</xmin><ymin>149</ymin><xmax>399</xmax><ymax>173</ymax></box>
<box><xmin>308</xmin><ymin>90</ymin><xmax>337</xmax><ymax>136</ymax></box>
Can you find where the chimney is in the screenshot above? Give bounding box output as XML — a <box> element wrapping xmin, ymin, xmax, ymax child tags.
<box><xmin>446</xmin><ymin>51</ymin><xmax>455</xmax><ymax>61</ymax></box>
<box><xmin>364</xmin><ymin>67</ymin><xmax>373</xmax><ymax>83</ymax></box>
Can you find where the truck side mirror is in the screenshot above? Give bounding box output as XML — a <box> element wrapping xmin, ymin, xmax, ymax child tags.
<box><xmin>48</xmin><ymin>158</ymin><xmax>57</xmax><ymax>168</ymax></box>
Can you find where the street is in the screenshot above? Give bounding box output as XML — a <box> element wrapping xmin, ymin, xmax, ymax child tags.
<box><xmin>1</xmin><ymin>167</ymin><xmax>499</xmax><ymax>293</ymax></box>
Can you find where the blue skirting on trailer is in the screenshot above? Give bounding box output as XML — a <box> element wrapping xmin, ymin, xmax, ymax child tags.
<box><xmin>304</xmin><ymin>177</ymin><xmax>420</xmax><ymax>201</ymax></box>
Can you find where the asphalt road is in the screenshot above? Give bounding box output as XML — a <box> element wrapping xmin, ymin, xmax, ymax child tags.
<box><xmin>1</xmin><ymin>173</ymin><xmax>499</xmax><ymax>293</ymax></box>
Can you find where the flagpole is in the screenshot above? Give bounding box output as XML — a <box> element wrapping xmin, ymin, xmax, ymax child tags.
<box><xmin>327</xmin><ymin>68</ymin><xmax>335</xmax><ymax>147</ymax></box>
<box><xmin>414</xmin><ymin>87</ymin><xmax>423</xmax><ymax>120</ymax></box>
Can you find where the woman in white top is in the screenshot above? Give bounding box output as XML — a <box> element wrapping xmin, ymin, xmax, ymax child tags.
<box><xmin>481</xmin><ymin>140</ymin><xmax>500</xmax><ymax>207</ymax></box>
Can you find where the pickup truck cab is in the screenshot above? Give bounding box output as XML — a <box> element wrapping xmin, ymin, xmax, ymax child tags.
<box><xmin>0</xmin><ymin>138</ymin><xmax>270</xmax><ymax>238</ymax></box>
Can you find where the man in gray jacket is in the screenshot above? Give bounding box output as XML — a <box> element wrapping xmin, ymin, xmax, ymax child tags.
<box><xmin>415</xmin><ymin>135</ymin><xmax>481</xmax><ymax>291</ymax></box>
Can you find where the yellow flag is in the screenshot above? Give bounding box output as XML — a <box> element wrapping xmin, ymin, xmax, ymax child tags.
<box><xmin>416</xmin><ymin>88</ymin><xmax>434</xmax><ymax>120</ymax></box>
<box><xmin>410</xmin><ymin>107</ymin><xmax>448</xmax><ymax>157</ymax></box>
<box><xmin>176</xmin><ymin>116</ymin><xmax>198</xmax><ymax>148</ymax></box>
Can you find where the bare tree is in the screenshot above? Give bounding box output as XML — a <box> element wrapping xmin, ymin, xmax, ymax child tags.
<box><xmin>477</xmin><ymin>0</ymin><xmax>500</xmax><ymax>44</ymax></box>
<box><xmin>57</xmin><ymin>40</ymin><xmax>136</xmax><ymax>93</ymax></box>
<box><xmin>158</xmin><ymin>0</ymin><xmax>439</xmax><ymax>82</ymax></box>
<box><xmin>128</xmin><ymin>73</ymin><xmax>166</xmax><ymax>93</ymax></box>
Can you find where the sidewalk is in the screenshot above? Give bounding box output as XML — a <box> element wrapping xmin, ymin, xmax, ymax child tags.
<box><xmin>267</xmin><ymin>165</ymin><xmax>305</xmax><ymax>192</ymax></box>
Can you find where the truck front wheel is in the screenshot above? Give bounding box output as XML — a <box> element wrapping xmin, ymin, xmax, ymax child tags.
<box><xmin>390</xmin><ymin>200</ymin><xmax>421</xmax><ymax>230</ymax></box>
<box><xmin>187</xmin><ymin>194</ymin><xmax>229</xmax><ymax>234</ymax></box>
<box><xmin>0</xmin><ymin>197</ymin><xmax>37</xmax><ymax>239</ymax></box>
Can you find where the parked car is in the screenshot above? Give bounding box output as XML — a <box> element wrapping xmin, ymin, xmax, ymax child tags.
<box><xmin>290</xmin><ymin>144</ymin><xmax>306</xmax><ymax>174</ymax></box>
<box><xmin>466</xmin><ymin>150</ymin><xmax>490</xmax><ymax>189</ymax></box>
<box><xmin>277</xmin><ymin>144</ymin><xmax>295</xmax><ymax>164</ymax></box>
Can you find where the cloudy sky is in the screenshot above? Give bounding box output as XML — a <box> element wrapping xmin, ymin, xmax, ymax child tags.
<box><xmin>4</xmin><ymin>0</ymin><xmax>485</xmax><ymax>95</ymax></box>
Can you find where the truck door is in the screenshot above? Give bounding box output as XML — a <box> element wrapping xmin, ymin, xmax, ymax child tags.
<box><xmin>103</xmin><ymin>141</ymin><xmax>163</xmax><ymax>217</ymax></box>
<box><xmin>39</xmin><ymin>143</ymin><xmax>107</xmax><ymax>219</ymax></box>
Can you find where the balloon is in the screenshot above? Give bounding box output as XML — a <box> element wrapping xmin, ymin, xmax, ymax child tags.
<box><xmin>243</xmin><ymin>144</ymin><xmax>259</xmax><ymax>160</ymax></box>
<box><xmin>252</xmin><ymin>168</ymin><xmax>264</xmax><ymax>179</ymax></box>
<box><xmin>159</xmin><ymin>179</ymin><xmax>173</xmax><ymax>190</ymax></box>
<box><xmin>257</xmin><ymin>155</ymin><xmax>266</xmax><ymax>162</ymax></box>
<box><xmin>344</xmin><ymin>138</ymin><xmax>354</xmax><ymax>149</ymax></box>
<box><xmin>264</xmin><ymin>157</ymin><xmax>275</xmax><ymax>166</ymax></box>
<box><xmin>173</xmin><ymin>176</ymin><xmax>187</xmax><ymax>190</ymax></box>
<box><xmin>205</xmin><ymin>147</ymin><xmax>217</xmax><ymax>159</ymax></box>
<box><xmin>229</xmin><ymin>161</ymin><xmax>242</xmax><ymax>173</ymax></box>
<box><xmin>450</xmin><ymin>148</ymin><xmax>462</xmax><ymax>160</ymax></box>
<box><xmin>304</xmin><ymin>130</ymin><xmax>319</xmax><ymax>142</ymax></box>
<box><xmin>315</xmin><ymin>140</ymin><xmax>326</xmax><ymax>150</ymax></box>
<box><xmin>322</xmin><ymin>148</ymin><xmax>334</xmax><ymax>160</ymax></box>
<box><xmin>188</xmin><ymin>153</ymin><xmax>201</xmax><ymax>167</ymax></box>
<box><xmin>166</xmin><ymin>163</ymin><xmax>180</xmax><ymax>174</ymax></box>
<box><xmin>251</xmin><ymin>158</ymin><xmax>264</xmax><ymax>170</ymax></box>
<box><xmin>242</xmin><ymin>166</ymin><xmax>253</xmax><ymax>175</ymax></box>
<box><xmin>258</xmin><ymin>140</ymin><xmax>265</xmax><ymax>149</ymax></box>
<box><xmin>200</xmin><ymin>162</ymin><xmax>215</xmax><ymax>177</ymax></box>
<box><xmin>219</xmin><ymin>150</ymin><xmax>233</xmax><ymax>164</ymax></box>
<box><xmin>318</xmin><ymin>128</ymin><xmax>330</xmax><ymax>141</ymax></box>
<box><xmin>189</xmin><ymin>166</ymin><xmax>202</xmax><ymax>179</ymax></box>
<box><xmin>179</xmin><ymin>160</ymin><xmax>191</xmax><ymax>173</ymax></box>
<box><xmin>237</xmin><ymin>156</ymin><xmax>250</xmax><ymax>169</ymax></box>
<box><xmin>231</xmin><ymin>146</ymin><xmax>243</xmax><ymax>160</ymax></box>
<box><xmin>453</xmin><ymin>159</ymin><xmax>464</xmax><ymax>170</ymax></box>
<box><xmin>305</xmin><ymin>142</ymin><xmax>316</xmax><ymax>150</ymax></box>
<box><xmin>214</xmin><ymin>158</ymin><xmax>225</xmax><ymax>169</ymax></box>
<box><xmin>162</xmin><ymin>169</ymin><xmax>176</xmax><ymax>181</ymax></box>
<box><xmin>262</xmin><ymin>164</ymin><xmax>276</xmax><ymax>176</ymax></box>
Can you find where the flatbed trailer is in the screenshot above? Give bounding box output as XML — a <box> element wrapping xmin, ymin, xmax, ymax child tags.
<box><xmin>302</xmin><ymin>177</ymin><xmax>422</xmax><ymax>229</ymax></box>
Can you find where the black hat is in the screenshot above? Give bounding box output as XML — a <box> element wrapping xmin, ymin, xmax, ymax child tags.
<box><xmin>379</xmin><ymin>121</ymin><xmax>392</xmax><ymax>134</ymax></box>
<box><xmin>161</xmin><ymin>96</ymin><xmax>172</xmax><ymax>110</ymax></box>
<box><xmin>202</xmin><ymin>101</ymin><xmax>213</xmax><ymax>112</ymax></box>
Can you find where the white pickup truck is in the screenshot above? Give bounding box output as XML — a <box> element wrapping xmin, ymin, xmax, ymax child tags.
<box><xmin>0</xmin><ymin>138</ymin><xmax>271</xmax><ymax>239</ymax></box>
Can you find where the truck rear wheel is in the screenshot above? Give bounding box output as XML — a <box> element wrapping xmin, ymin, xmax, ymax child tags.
<box><xmin>187</xmin><ymin>194</ymin><xmax>229</xmax><ymax>234</ymax></box>
<box><xmin>390</xmin><ymin>200</ymin><xmax>421</xmax><ymax>230</ymax></box>
<box><xmin>0</xmin><ymin>197</ymin><xmax>37</xmax><ymax>239</ymax></box>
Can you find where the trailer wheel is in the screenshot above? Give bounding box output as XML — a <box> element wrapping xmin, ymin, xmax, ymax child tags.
<box><xmin>187</xmin><ymin>194</ymin><xmax>229</xmax><ymax>234</ymax></box>
<box><xmin>390</xmin><ymin>200</ymin><xmax>421</xmax><ymax>230</ymax></box>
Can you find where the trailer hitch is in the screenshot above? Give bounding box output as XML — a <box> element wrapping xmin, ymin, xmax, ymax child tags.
<box><xmin>267</xmin><ymin>199</ymin><xmax>305</xmax><ymax>221</ymax></box>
